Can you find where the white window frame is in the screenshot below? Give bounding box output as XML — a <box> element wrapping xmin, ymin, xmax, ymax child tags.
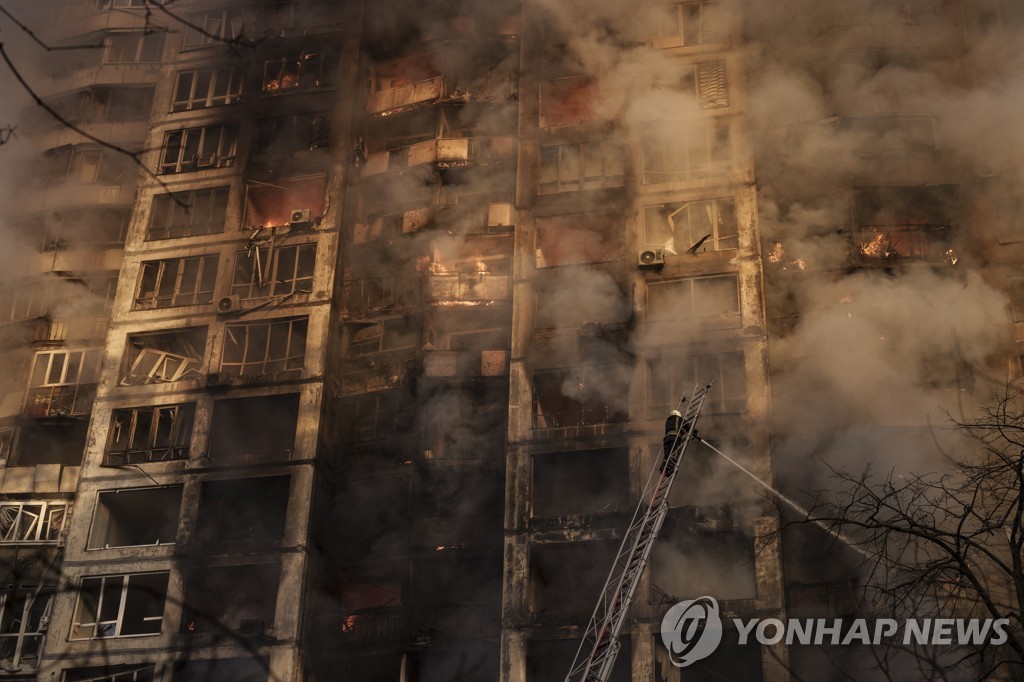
<box><xmin>0</xmin><ymin>502</ymin><xmax>68</xmax><ymax>543</ymax></box>
<box><xmin>643</xmin><ymin>197</ymin><xmax>737</xmax><ymax>253</ymax></box>
<box><xmin>0</xmin><ymin>589</ymin><xmax>52</xmax><ymax>670</ymax></box>
<box><xmin>159</xmin><ymin>124</ymin><xmax>240</xmax><ymax>175</ymax></box>
<box><xmin>148</xmin><ymin>186</ymin><xmax>230</xmax><ymax>240</ymax></box>
<box><xmin>649</xmin><ymin>351</ymin><xmax>746</xmax><ymax>415</ymax></box>
<box><xmin>231</xmin><ymin>243</ymin><xmax>316</xmax><ymax>301</ymax></box>
<box><xmin>135</xmin><ymin>255</ymin><xmax>219</xmax><ymax>309</ymax></box>
<box><xmin>171</xmin><ymin>65</ymin><xmax>244</xmax><ymax>112</ymax></box>
<box><xmin>70</xmin><ymin>572</ymin><xmax>168</xmax><ymax>640</ymax></box>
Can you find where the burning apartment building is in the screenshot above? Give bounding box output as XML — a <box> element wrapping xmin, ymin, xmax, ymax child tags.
<box><xmin>0</xmin><ymin>0</ymin><xmax>1019</xmax><ymax>680</ymax></box>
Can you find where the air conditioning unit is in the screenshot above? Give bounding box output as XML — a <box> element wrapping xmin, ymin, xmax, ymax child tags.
<box><xmin>290</xmin><ymin>208</ymin><xmax>312</xmax><ymax>229</ymax></box>
<box><xmin>638</xmin><ymin>248</ymin><xmax>665</xmax><ymax>267</ymax></box>
<box><xmin>216</xmin><ymin>295</ymin><xmax>241</xmax><ymax>314</ymax></box>
<box><xmin>238</xmin><ymin>619</ymin><xmax>265</xmax><ymax>638</ymax></box>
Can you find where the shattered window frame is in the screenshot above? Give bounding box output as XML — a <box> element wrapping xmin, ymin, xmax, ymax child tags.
<box><xmin>0</xmin><ymin>588</ymin><xmax>52</xmax><ymax>671</ymax></box>
<box><xmin>641</xmin><ymin>126</ymin><xmax>731</xmax><ymax>184</ymax></box>
<box><xmin>646</xmin><ymin>274</ymin><xmax>741</xmax><ymax>326</ymax></box>
<box><xmin>0</xmin><ymin>502</ymin><xmax>69</xmax><ymax>543</ymax></box>
<box><xmin>262</xmin><ymin>50</ymin><xmax>340</xmax><ymax>94</ymax></box>
<box><xmin>70</xmin><ymin>571</ymin><xmax>169</xmax><ymax>640</ymax></box>
<box><xmin>538</xmin><ymin>140</ymin><xmax>625</xmax><ymax>195</ymax></box>
<box><xmin>159</xmin><ymin>123</ymin><xmax>240</xmax><ymax>175</ymax></box>
<box><xmin>105</xmin><ymin>403</ymin><xmax>194</xmax><ymax>465</ymax></box>
<box><xmin>221</xmin><ymin>317</ymin><xmax>308</xmax><ymax>377</ymax></box>
<box><xmin>532</xmin><ymin>366</ymin><xmax>630</xmax><ymax>429</ymax></box>
<box><xmin>134</xmin><ymin>255</ymin><xmax>219</xmax><ymax>310</ymax></box>
<box><xmin>171</xmin><ymin>64</ymin><xmax>245</xmax><ymax>112</ymax></box>
<box><xmin>231</xmin><ymin>243</ymin><xmax>316</xmax><ymax>302</ymax></box>
<box><xmin>147</xmin><ymin>186</ymin><xmax>230</xmax><ymax>240</ymax></box>
<box><xmin>649</xmin><ymin>351</ymin><xmax>746</xmax><ymax>414</ymax></box>
<box><xmin>120</xmin><ymin>328</ymin><xmax>207</xmax><ymax>386</ymax></box>
<box><xmin>643</xmin><ymin>197</ymin><xmax>737</xmax><ymax>254</ymax></box>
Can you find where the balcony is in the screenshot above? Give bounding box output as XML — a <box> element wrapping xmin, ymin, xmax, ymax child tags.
<box><xmin>339</xmin><ymin>350</ymin><xmax>418</xmax><ymax>395</ymax></box>
<box><xmin>335</xmin><ymin>604</ymin><xmax>499</xmax><ymax>646</ymax></box>
<box><xmin>422</xmin><ymin>350</ymin><xmax>508</xmax><ymax>379</ymax></box>
<box><xmin>427</xmin><ymin>272</ymin><xmax>509</xmax><ymax>304</ymax></box>
<box><xmin>343</xmin><ymin>275</ymin><xmax>424</xmax><ymax>319</ymax></box>
<box><xmin>22</xmin><ymin>384</ymin><xmax>97</xmax><ymax>418</ymax></box>
<box><xmin>368</xmin><ymin>75</ymin><xmax>445</xmax><ymax>115</ymax></box>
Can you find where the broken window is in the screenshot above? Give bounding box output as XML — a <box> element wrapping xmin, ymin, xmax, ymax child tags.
<box><xmin>181</xmin><ymin>563</ymin><xmax>280</xmax><ymax>634</ymax></box>
<box><xmin>0</xmin><ymin>589</ymin><xmax>52</xmax><ymax>671</ymax></box>
<box><xmin>159</xmin><ymin>123</ymin><xmax>239</xmax><ymax>174</ymax></box>
<box><xmin>644</xmin><ymin>197</ymin><xmax>737</xmax><ymax>254</ymax></box>
<box><xmin>106</xmin><ymin>403</ymin><xmax>194</xmax><ymax>465</ymax></box>
<box><xmin>208</xmin><ymin>393</ymin><xmax>299</xmax><ymax>461</ymax></box>
<box><xmin>538</xmin><ymin>76</ymin><xmax>605</xmax><ymax>128</ymax></box>
<box><xmin>0</xmin><ymin>502</ymin><xmax>68</xmax><ymax>543</ymax></box>
<box><xmin>342</xmin><ymin>393</ymin><xmax>414</xmax><ymax>445</ymax></box>
<box><xmin>71</xmin><ymin>571</ymin><xmax>169</xmax><ymax>639</ymax></box>
<box><xmin>652</xmin><ymin>519</ymin><xmax>756</xmax><ymax>600</ymax></box>
<box><xmin>221</xmin><ymin>317</ymin><xmax>307</xmax><ymax>377</ymax></box>
<box><xmin>652</xmin><ymin>1</ymin><xmax>724</xmax><ymax>47</ymax></box>
<box><xmin>9</xmin><ymin>422</ymin><xmax>88</xmax><ymax>467</ymax></box>
<box><xmin>134</xmin><ymin>255</ymin><xmax>218</xmax><ymax>309</ymax></box>
<box><xmin>194</xmin><ymin>476</ymin><xmax>290</xmax><ymax>549</ymax></box>
<box><xmin>243</xmin><ymin>174</ymin><xmax>326</xmax><ymax>228</ymax></box>
<box><xmin>171</xmin><ymin>658</ymin><xmax>268</xmax><ymax>682</ymax></box>
<box><xmin>104</xmin><ymin>31</ymin><xmax>165</xmax><ymax>63</ymax></box>
<box><xmin>120</xmin><ymin>328</ymin><xmax>207</xmax><ymax>386</ymax></box>
<box><xmin>654</xmin><ymin>631</ymin><xmax>761</xmax><ymax>682</ymax></box>
<box><xmin>231</xmin><ymin>243</ymin><xmax>315</xmax><ymax>302</ymax></box>
<box><xmin>535</xmin><ymin>212</ymin><xmax>623</xmax><ymax>267</ymax></box>
<box><xmin>64</xmin><ymin>666</ymin><xmax>157</xmax><ymax>682</ymax></box>
<box><xmin>530</xmin><ymin>541</ymin><xmax>620</xmax><ymax>616</ymax></box>
<box><xmin>263</xmin><ymin>50</ymin><xmax>339</xmax><ymax>93</ymax></box>
<box><xmin>343</xmin><ymin>275</ymin><xmax>423</xmax><ymax>317</ymax></box>
<box><xmin>528</xmin><ymin>637</ymin><xmax>630</xmax><ymax>682</ymax></box>
<box><xmin>148</xmin><ymin>186</ymin><xmax>230</xmax><ymax>240</ymax></box>
<box><xmin>253</xmin><ymin>113</ymin><xmax>330</xmax><ymax>156</ymax></box>
<box><xmin>532</xmin><ymin>448</ymin><xmax>629</xmax><ymax>517</ymax></box>
<box><xmin>647</xmin><ymin>275</ymin><xmax>740</xmax><ymax>328</ymax></box>
<box><xmin>368</xmin><ymin>53</ymin><xmax>444</xmax><ymax>114</ymax></box>
<box><xmin>852</xmin><ymin>185</ymin><xmax>958</xmax><ymax>261</ymax></box>
<box><xmin>650</xmin><ymin>351</ymin><xmax>746</xmax><ymax>414</ymax></box>
<box><xmin>172</xmin><ymin>65</ymin><xmax>244</xmax><ymax>111</ymax></box>
<box><xmin>642</xmin><ymin>126</ymin><xmax>730</xmax><ymax>183</ymax></box>
<box><xmin>24</xmin><ymin>349</ymin><xmax>102</xmax><ymax>417</ymax></box>
<box><xmin>182</xmin><ymin>6</ymin><xmax>260</xmax><ymax>49</ymax></box>
<box><xmin>538</xmin><ymin>141</ymin><xmax>624</xmax><ymax>194</ymax></box>
<box><xmin>532</xmin><ymin>365</ymin><xmax>631</xmax><ymax>429</ymax></box>
<box><xmin>842</xmin><ymin>115</ymin><xmax>937</xmax><ymax>158</ymax></box>
<box><xmin>347</xmin><ymin>317</ymin><xmax>420</xmax><ymax>356</ymax></box>
<box><xmin>87</xmin><ymin>487</ymin><xmax>182</xmax><ymax>549</ymax></box>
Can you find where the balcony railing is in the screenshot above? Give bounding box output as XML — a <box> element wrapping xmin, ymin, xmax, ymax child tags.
<box><xmin>22</xmin><ymin>384</ymin><xmax>96</xmax><ymax>418</ymax></box>
<box><xmin>343</xmin><ymin>275</ymin><xmax>424</xmax><ymax>318</ymax></box>
<box><xmin>368</xmin><ymin>75</ymin><xmax>445</xmax><ymax>114</ymax></box>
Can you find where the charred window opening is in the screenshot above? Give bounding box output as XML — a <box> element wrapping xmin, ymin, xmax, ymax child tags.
<box><xmin>421</xmin><ymin>388</ymin><xmax>506</xmax><ymax>459</ymax></box>
<box><xmin>0</xmin><ymin>589</ymin><xmax>52</xmax><ymax>671</ymax></box>
<box><xmin>263</xmin><ymin>51</ymin><xmax>339</xmax><ymax>93</ymax></box>
<box><xmin>642</xmin><ymin>126</ymin><xmax>730</xmax><ymax>184</ymax></box>
<box><xmin>334</xmin><ymin>477</ymin><xmax>411</xmax><ymax>556</ymax></box>
<box><xmin>0</xmin><ymin>501</ymin><xmax>68</xmax><ymax>543</ymax></box>
<box><xmin>418</xmin><ymin>468</ymin><xmax>503</xmax><ymax>518</ymax></box>
<box><xmin>347</xmin><ymin>316</ymin><xmax>420</xmax><ymax>356</ymax></box>
<box><xmin>647</xmin><ymin>275</ymin><xmax>740</xmax><ymax>329</ymax></box>
<box><xmin>121</xmin><ymin>328</ymin><xmax>206</xmax><ymax>386</ymax></box>
<box><xmin>208</xmin><ymin>393</ymin><xmax>299</xmax><ymax>461</ymax></box>
<box><xmin>71</xmin><ymin>571</ymin><xmax>169</xmax><ymax>639</ymax></box>
<box><xmin>652</xmin><ymin>1</ymin><xmax>724</xmax><ymax>47</ymax></box>
<box><xmin>148</xmin><ymin>186</ymin><xmax>230</xmax><ymax>240</ymax></box>
<box><xmin>253</xmin><ymin>112</ymin><xmax>330</xmax><ymax>156</ymax></box>
<box><xmin>104</xmin><ymin>31</ymin><xmax>165</xmax><ymax>63</ymax></box>
<box><xmin>25</xmin><ymin>349</ymin><xmax>102</xmax><ymax>417</ymax></box>
<box><xmin>194</xmin><ymin>476</ymin><xmax>290</xmax><ymax>550</ymax></box>
<box><xmin>852</xmin><ymin>185</ymin><xmax>958</xmax><ymax>261</ymax></box>
<box><xmin>650</xmin><ymin>351</ymin><xmax>746</xmax><ymax>414</ymax></box>
<box><xmin>652</xmin><ymin>518</ymin><xmax>756</xmax><ymax>601</ymax></box>
<box><xmin>9</xmin><ymin>421</ymin><xmax>88</xmax><ymax>467</ymax></box>
<box><xmin>244</xmin><ymin>175</ymin><xmax>326</xmax><ymax>228</ymax></box>
<box><xmin>171</xmin><ymin>659</ymin><xmax>268</xmax><ymax>682</ymax></box>
<box><xmin>538</xmin><ymin>141</ymin><xmax>624</xmax><ymax>194</ymax></box>
<box><xmin>354</xmin><ymin>205</ymin><xmax>433</xmax><ymax>242</ymax></box>
<box><xmin>221</xmin><ymin>317</ymin><xmax>307</xmax><ymax>378</ymax></box>
<box><xmin>106</xmin><ymin>403</ymin><xmax>194</xmax><ymax>465</ymax></box>
<box><xmin>343</xmin><ymin>275</ymin><xmax>424</xmax><ymax>317</ymax></box>
<box><xmin>181</xmin><ymin>563</ymin><xmax>280</xmax><ymax>634</ymax></box>
<box><xmin>528</xmin><ymin>637</ymin><xmax>631</xmax><ymax>682</ymax></box>
<box><xmin>48</xmin><ymin>86</ymin><xmax>155</xmax><ymax>123</ymax></box>
<box><xmin>134</xmin><ymin>255</ymin><xmax>218</xmax><ymax>309</ymax></box>
<box><xmin>535</xmin><ymin>212</ymin><xmax>623</xmax><ymax>267</ymax></box>
<box><xmin>530</xmin><ymin>541</ymin><xmax>620</xmax><ymax>616</ymax></box>
<box><xmin>644</xmin><ymin>197</ymin><xmax>737</xmax><ymax>254</ymax></box>
<box><xmin>159</xmin><ymin>123</ymin><xmax>239</xmax><ymax>174</ymax></box>
<box><xmin>232</xmin><ymin>243</ymin><xmax>315</xmax><ymax>302</ymax></box>
<box><xmin>64</xmin><ymin>666</ymin><xmax>156</xmax><ymax>682</ymax></box>
<box><xmin>341</xmin><ymin>393</ymin><xmax>415</xmax><ymax>446</ymax></box>
<box><xmin>533</xmin><ymin>366</ymin><xmax>630</xmax><ymax>429</ymax></box>
<box><xmin>539</xmin><ymin>76</ymin><xmax>605</xmax><ymax>128</ymax></box>
<box><xmin>534</xmin><ymin>267</ymin><xmax>630</xmax><ymax>331</ymax></box>
<box><xmin>87</xmin><ymin>487</ymin><xmax>182</xmax><ymax>549</ymax></box>
<box><xmin>36</xmin><ymin>207</ymin><xmax>131</xmax><ymax>250</ymax></box>
<box><xmin>172</xmin><ymin>65</ymin><xmax>244</xmax><ymax>111</ymax></box>
<box><xmin>654</xmin><ymin>630</ymin><xmax>762</xmax><ymax>682</ymax></box>
<box><xmin>368</xmin><ymin>53</ymin><xmax>443</xmax><ymax>114</ymax></box>
<box><xmin>532</xmin><ymin>448</ymin><xmax>629</xmax><ymax>517</ymax></box>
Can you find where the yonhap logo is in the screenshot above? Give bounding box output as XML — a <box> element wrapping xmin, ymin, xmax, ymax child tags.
<box><xmin>660</xmin><ymin>596</ymin><xmax>724</xmax><ymax>667</ymax></box>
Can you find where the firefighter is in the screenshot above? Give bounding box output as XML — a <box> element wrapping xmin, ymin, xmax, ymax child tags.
<box><xmin>661</xmin><ymin>409</ymin><xmax>695</xmax><ymax>472</ymax></box>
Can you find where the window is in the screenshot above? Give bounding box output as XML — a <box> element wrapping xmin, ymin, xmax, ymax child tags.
<box><xmin>71</xmin><ymin>572</ymin><xmax>169</xmax><ymax>639</ymax></box>
<box><xmin>64</xmin><ymin>666</ymin><xmax>156</xmax><ymax>682</ymax></box>
<box><xmin>343</xmin><ymin>275</ymin><xmax>423</xmax><ymax>318</ymax></box>
<box><xmin>642</xmin><ymin>126</ymin><xmax>730</xmax><ymax>183</ymax></box>
<box><xmin>171</xmin><ymin>65</ymin><xmax>244</xmax><ymax>111</ymax></box>
<box><xmin>532</xmin><ymin>365</ymin><xmax>631</xmax><ymax>428</ymax></box>
<box><xmin>647</xmin><ymin>275</ymin><xmax>740</xmax><ymax>328</ymax></box>
<box><xmin>182</xmin><ymin>6</ymin><xmax>260</xmax><ymax>50</ymax></box>
<box><xmin>181</xmin><ymin>564</ymin><xmax>279</xmax><ymax>634</ymax></box>
<box><xmin>159</xmin><ymin>124</ymin><xmax>239</xmax><ymax>174</ymax></box>
<box><xmin>0</xmin><ymin>282</ymin><xmax>51</xmax><ymax>323</ymax></box>
<box><xmin>97</xmin><ymin>0</ymin><xmax>149</xmax><ymax>7</ymax></box>
<box><xmin>343</xmin><ymin>393</ymin><xmax>414</xmax><ymax>444</ymax></box>
<box><xmin>649</xmin><ymin>351</ymin><xmax>746</xmax><ymax>414</ymax></box>
<box><xmin>221</xmin><ymin>317</ymin><xmax>307</xmax><ymax>377</ymax></box>
<box><xmin>231</xmin><ymin>243</ymin><xmax>316</xmax><ymax>301</ymax></box>
<box><xmin>530</xmin><ymin>541</ymin><xmax>621</xmax><ymax>616</ymax></box>
<box><xmin>57</xmin><ymin>148</ymin><xmax>134</xmax><ymax>184</ymax></box>
<box><xmin>25</xmin><ymin>349</ymin><xmax>102</xmax><ymax>417</ymax></box>
<box><xmin>0</xmin><ymin>589</ymin><xmax>52</xmax><ymax>671</ymax></box>
<box><xmin>680</xmin><ymin>60</ymin><xmax>728</xmax><ymax>108</ymax></box>
<box><xmin>535</xmin><ymin>212</ymin><xmax>622</xmax><ymax>267</ymax></box>
<box><xmin>243</xmin><ymin>175</ymin><xmax>326</xmax><ymax>228</ymax></box>
<box><xmin>104</xmin><ymin>31</ymin><xmax>165</xmax><ymax>63</ymax></box>
<box><xmin>195</xmin><ymin>476</ymin><xmax>290</xmax><ymax>549</ymax></box>
<box><xmin>842</xmin><ymin>115</ymin><xmax>936</xmax><ymax>158</ymax></box>
<box><xmin>121</xmin><ymin>328</ymin><xmax>207</xmax><ymax>386</ymax></box>
<box><xmin>347</xmin><ymin>317</ymin><xmax>420</xmax><ymax>356</ymax></box>
<box><xmin>171</xmin><ymin>659</ymin><xmax>268</xmax><ymax>682</ymax></box>
<box><xmin>135</xmin><ymin>255</ymin><xmax>218</xmax><ymax>309</ymax></box>
<box><xmin>148</xmin><ymin>186</ymin><xmax>230</xmax><ymax>240</ymax></box>
<box><xmin>538</xmin><ymin>141</ymin><xmax>624</xmax><ymax>194</ymax></box>
<box><xmin>653</xmin><ymin>2</ymin><xmax>724</xmax><ymax>47</ymax></box>
<box><xmin>538</xmin><ymin>76</ymin><xmax>605</xmax><ymax>128</ymax></box>
<box><xmin>88</xmin><ymin>487</ymin><xmax>182</xmax><ymax>549</ymax></box>
<box><xmin>853</xmin><ymin>185</ymin><xmax>958</xmax><ymax>261</ymax></box>
<box><xmin>532</xmin><ymin>449</ymin><xmax>629</xmax><ymax>517</ymax></box>
<box><xmin>208</xmin><ymin>394</ymin><xmax>299</xmax><ymax>461</ymax></box>
<box><xmin>50</xmin><ymin>87</ymin><xmax>155</xmax><ymax>123</ymax></box>
<box><xmin>37</xmin><ymin>208</ymin><xmax>131</xmax><ymax>250</ymax></box>
<box><xmin>9</xmin><ymin>422</ymin><xmax>88</xmax><ymax>467</ymax></box>
<box><xmin>262</xmin><ymin>51</ymin><xmax>339</xmax><ymax>93</ymax></box>
<box><xmin>0</xmin><ymin>502</ymin><xmax>67</xmax><ymax>543</ymax></box>
<box><xmin>106</xmin><ymin>403</ymin><xmax>194</xmax><ymax>465</ymax></box>
<box><xmin>253</xmin><ymin>113</ymin><xmax>330</xmax><ymax>155</ymax></box>
<box><xmin>644</xmin><ymin>198</ymin><xmax>737</xmax><ymax>253</ymax></box>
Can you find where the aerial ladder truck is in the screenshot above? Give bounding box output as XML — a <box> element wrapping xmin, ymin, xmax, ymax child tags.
<box><xmin>565</xmin><ymin>383</ymin><xmax>711</xmax><ymax>682</ymax></box>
